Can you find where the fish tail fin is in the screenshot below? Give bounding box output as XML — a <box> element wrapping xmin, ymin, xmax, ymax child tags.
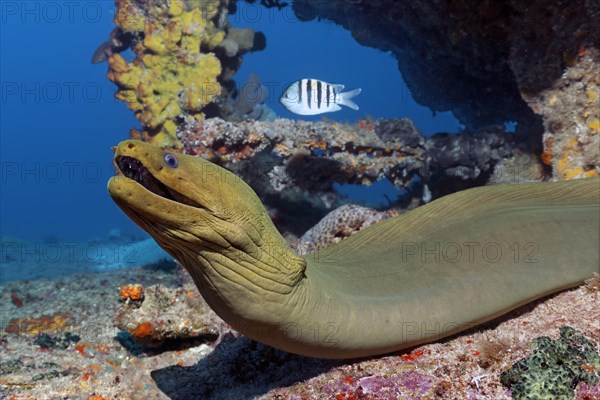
<box><xmin>338</xmin><ymin>88</ymin><xmax>362</xmax><ymax>111</ymax></box>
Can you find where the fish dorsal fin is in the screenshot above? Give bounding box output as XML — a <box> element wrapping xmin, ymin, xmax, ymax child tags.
<box><xmin>332</xmin><ymin>84</ymin><xmax>345</xmax><ymax>93</ymax></box>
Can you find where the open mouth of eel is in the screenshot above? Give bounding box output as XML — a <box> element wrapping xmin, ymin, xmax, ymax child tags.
<box><xmin>115</xmin><ymin>156</ymin><xmax>201</xmax><ymax>208</ymax></box>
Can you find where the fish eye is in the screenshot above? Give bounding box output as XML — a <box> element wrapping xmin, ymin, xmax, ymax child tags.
<box><xmin>164</xmin><ymin>153</ymin><xmax>178</xmax><ymax>168</ymax></box>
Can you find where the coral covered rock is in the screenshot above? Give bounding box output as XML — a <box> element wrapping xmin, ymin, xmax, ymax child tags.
<box><xmin>489</xmin><ymin>152</ymin><xmax>546</xmax><ymax>185</ymax></box>
<box><xmin>107</xmin><ymin>0</ymin><xmax>264</xmax><ymax>148</ymax></box>
<box><xmin>113</xmin><ymin>284</ymin><xmax>222</xmax><ymax>347</ymax></box>
<box><xmin>119</xmin><ymin>283</ymin><xmax>144</xmax><ymax>302</ymax></box>
<box><xmin>108</xmin><ymin>0</ymin><xmax>225</xmax><ymax>148</ymax></box>
<box><xmin>292</xmin><ymin>0</ymin><xmax>600</xmax><ymax>179</ymax></box>
<box><xmin>297</xmin><ymin>204</ymin><xmax>394</xmax><ymax>254</ymax></box>
<box><xmin>425</xmin><ymin>129</ymin><xmax>515</xmax><ymax>181</ymax></box>
<box><xmin>177</xmin><ymin>117</ymin><xmax>516</xmax><ymax>235</ymax></box>
<box><xmin>500</xmin><ymin>326</ymin><xmax>600</xmax><ymax>400</ymax></box>
<box><xmin>292</xmin><ymin>0</ymin><xmax>539</xmax><ymax>132</ymax></box>
<box><xmin>533</xmin><ymin>51</ymin><xmax>600</xmax><ymax>180</ymax></box>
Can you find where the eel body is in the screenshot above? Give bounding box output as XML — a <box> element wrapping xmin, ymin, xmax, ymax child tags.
<box><xmin>108</xmin><ymin>140</ymin><xmax>600</xmax><ymax>359</ymax></box>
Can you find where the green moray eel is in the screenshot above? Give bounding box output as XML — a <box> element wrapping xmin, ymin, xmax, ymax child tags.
<box><xmin>108</xmin><ymin>140</ymin><xmax>600</xmax><ymax>359</ymax></box>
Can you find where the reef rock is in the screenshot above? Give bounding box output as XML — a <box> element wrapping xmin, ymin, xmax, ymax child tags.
<box><xmin>106</xmin><ymin>0</ymin><xmax>266</xmax><ymax>148</ymax></box>
<box><xmin>114</xmin><ymin>284</ymin><xmax>222</xmax><ymax>347</ymax></box>
<box><xmin>178</xmin><ymin>117</ymin><xmax>518</xmax><ymax>235</ymax></box>
<box><xmin>501</xmin><ymin>326</ymin><xmax>600</xmax><ymax>400</ymax></box>
<box><xmin>297</xmin><ymin>205</ymin><xmax>395</xmax><ymax>254</ymax></box>
<box><xmin>292</xmin><ymin>0</ymin><xmax>600</xmax><ymax>179</ymax></box>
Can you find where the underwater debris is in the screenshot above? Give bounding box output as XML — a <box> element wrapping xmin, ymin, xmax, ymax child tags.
<box><xmin>500</xmin><ymin>326</ymin><xmax>600</xmax><ymax>400</ymax></box>
<box><xmin>101</xmin><ymin>0</ymin><xmax>532</xmax><ymax>235</ymax></box>
<box><xmin>292</xmin><ymin>0</ymin><xmax>537</xmax><ymax>132</ymax></box>
<box><xmin>188</xmin><ymin>119</ymin><xmax>512</xmax><ymax>191</ymax></box>
<box><xmin>535</xmin><ymin>51</ymin><xmax>600</xmax><ymax>181</ymax></box>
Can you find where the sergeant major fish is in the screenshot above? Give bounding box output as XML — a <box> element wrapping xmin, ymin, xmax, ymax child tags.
<box><xmin>280</xmin><ymin>79</ymin><xmax>362</xmax><ymax>115</ymax></box>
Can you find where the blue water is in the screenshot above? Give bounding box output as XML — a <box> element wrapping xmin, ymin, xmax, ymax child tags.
<box><xmin>1</xmin><ymin>2</ymin><xmax>137</xmax><ymax>241</ymax></box>
<box><xmin>0</xmin><ymin>2</ymin><xmax>460</xmax><ymax>253</ymax></box>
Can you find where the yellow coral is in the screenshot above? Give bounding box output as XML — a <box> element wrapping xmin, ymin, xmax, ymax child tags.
<box><xmin>114</xmin><ymin>0</ymin><xmax>145</xmax><ymax>32</ymax></box>
<box><xmin>588</xmin><ymin>118</ymin><xmax>600</xmax><ymax>134</ymax></box>
<box><xmin>108</xmin><ymin>0</ymin><xmax>224</xmax><ymax>148</ymax></box>
<box><xmin>554</xmin><ymin>136</ymin><xmax>596</xmax><ymax>180</ymax></box>
<box><xmin>563</xmin><ymin>167</ymin><xmax>584</xmax><ymax>180</ymax></box>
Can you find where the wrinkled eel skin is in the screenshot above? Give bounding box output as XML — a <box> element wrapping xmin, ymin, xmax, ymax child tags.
<box><xmin>108</xmin><ymin>140</ymin><xmax>600</xmax><ymax>359</ymax></box>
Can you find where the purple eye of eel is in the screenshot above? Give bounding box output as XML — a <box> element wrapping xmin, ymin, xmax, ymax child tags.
<box><xmin>108</xmin><ymin>140</ymin><xmax>600</xmax><ymax>359</ymax></box>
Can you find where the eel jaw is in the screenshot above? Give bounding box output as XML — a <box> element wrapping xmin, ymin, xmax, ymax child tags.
<box><xmin>114</xmin><ymin>155</ymin><xmax>202</xmax><ymax>209</ymax></box>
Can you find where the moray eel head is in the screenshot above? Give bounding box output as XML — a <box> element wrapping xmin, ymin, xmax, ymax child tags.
<box><xmin>107</xmin><ymin>140</ymin><xmax>306</xmax><ymax>326</ymax></box>
<box><xmin>109</xmin><ymin>140</ymin><xmax>238</xmax><ymax>231</ymax></box>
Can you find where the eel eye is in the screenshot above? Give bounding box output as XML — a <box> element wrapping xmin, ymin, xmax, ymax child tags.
<box><xmin>164</xmin><ymin>153</ymin><xmax>178</xmax><ymax>168</ymax></box>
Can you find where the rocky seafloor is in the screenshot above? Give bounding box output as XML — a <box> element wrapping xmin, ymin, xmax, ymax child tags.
<box><xmin>1</xmin><ymin>256</ymin><xmax>598</xmax><ymax>399</ymax></box>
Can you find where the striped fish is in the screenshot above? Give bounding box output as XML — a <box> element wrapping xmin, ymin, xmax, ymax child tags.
<box><xmin>280</xmin><ymin>79</ymin><xmax>362</xmax><ymax>115</ymax></box>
